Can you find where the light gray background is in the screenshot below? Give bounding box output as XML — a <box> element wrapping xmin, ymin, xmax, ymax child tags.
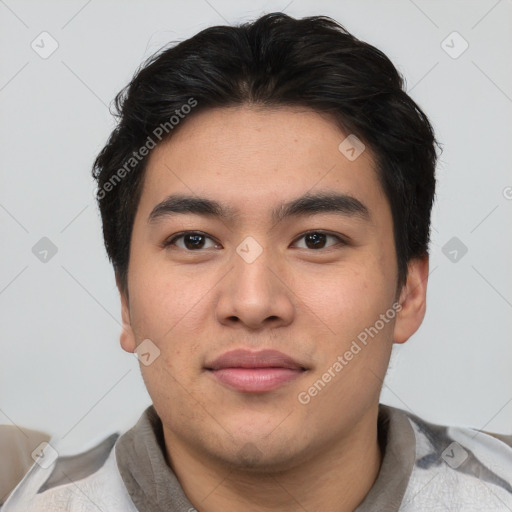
<box><xmin>1</xmin><ymin>0</ymin><xmax>511</xmax><ymax>454</ymax></box>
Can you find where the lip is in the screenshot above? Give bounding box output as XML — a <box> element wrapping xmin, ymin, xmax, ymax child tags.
<box><xmin>206</xmin><ymin>349</ymin><xmax>307</xmax><ymax>393</ymax></box>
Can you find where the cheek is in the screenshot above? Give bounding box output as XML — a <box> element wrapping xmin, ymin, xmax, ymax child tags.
<box><xmin>129</xmin><ymin>261</ymin><xmax>208</xmax><ymax>338</ymax></box>
<box><xmin>128</xmin><ymin>269</ymin><xmax>212</xmax><ymax>394</ymax></box>
<box><xmin>299</xmin><ymin>265</ymin><xmax>382</xmax><ymax>333</ymax></box>
<box><xmin>298</xmin><ymin>260</ymin><xmax>396</xmax><ymax>382</ymax></box>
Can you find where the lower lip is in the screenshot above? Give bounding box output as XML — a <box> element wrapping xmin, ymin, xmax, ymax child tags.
<box><xmin>209</xmin><ymin>368</ymin><xmax>304</xmax><ymax>393</ymax></box>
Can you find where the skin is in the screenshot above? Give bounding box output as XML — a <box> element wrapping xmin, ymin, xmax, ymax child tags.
<box><xmin>118</xmin><ymin>105</ymin><xmax>429</xmax><ymax>512</ymax></box>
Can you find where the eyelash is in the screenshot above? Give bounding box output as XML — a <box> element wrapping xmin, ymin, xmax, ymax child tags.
<box><xmin>162</xmin><ymin>230</ymin><xmax>348</xmax><ymax>251</ymax></box>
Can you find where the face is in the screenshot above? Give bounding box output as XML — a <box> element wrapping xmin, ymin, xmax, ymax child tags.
<box><xmin>119</xmin><ymin>105</ymin><xmax>427</xmax><ymax>470</ymax></box>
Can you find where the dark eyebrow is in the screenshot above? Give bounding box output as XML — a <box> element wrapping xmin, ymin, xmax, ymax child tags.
<box><xmin>147</xmin><ymin>192</ymin><xmax>371</xmax><ymax>225</ymax></box>
<box><xmin>272</xmin><ymin>191</ymin><xmax>371</xmax><ymax>224</ymax></box>
<box><xmin>148</xmin><ymin>195</ymin><xmax>239</xmax><ymax>224</ymax></box>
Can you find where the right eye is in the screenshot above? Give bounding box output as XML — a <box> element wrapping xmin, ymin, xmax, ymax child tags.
<box><xmin>163</xmin><ymin>231</ymin><xmax>221</xmax><ymax>251</ymax></box>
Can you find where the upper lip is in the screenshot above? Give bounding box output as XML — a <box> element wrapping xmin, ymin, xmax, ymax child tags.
<box><xmin>206</xmin><ymin>349</ymin><xmax>306</xmax><ymax>371</ymax></box>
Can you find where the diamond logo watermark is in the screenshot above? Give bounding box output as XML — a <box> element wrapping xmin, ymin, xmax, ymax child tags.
<box><xmin>134</xmin><ymin>338</ymin><xmax>161</xmax><ymax>366</ymax></box>
<box><xmin>31</xmin><ymin>31</ymin><xmax>59</xmax><ymax>59</ymax></box>
<box><xmin>442</xmin><ymin>236</ymin><xmax>468</xmax><ymax>263</ymax></box>
<box><xmin>441</xmin><ymin>31</ymin><xmax>469</xmax><ymax>59</ymax></box>
<box><xmin>31</xmin><ymin>441</ymin><xmax>58</xmax><ymax>469</ymax></box>
<box><xmin>442</xmin><ymin>441</ymin><xmax>468</xmax><ymax>468</ymax></box>
<box><xmin>32</xmin><ymin>237</ymin><xmax>58</xmax><ymax>263</ymax></box>
<box><xmin>236</xmin><ymin>236</ymin><xmax>263</xmax><ymax>264</ymax></box>
<box><xmin>237</xmin><ymin>442</ymin><xmax>264</xmax><ymax>465</ymax></box>
<box><xmin>338</xmin><ymin>134</ymin><xmax>366</xmax><ymax>161</ymax></box>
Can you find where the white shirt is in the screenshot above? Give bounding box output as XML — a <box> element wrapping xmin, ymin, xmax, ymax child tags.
<box><xmin>3</xmin><ymin>404</ymin><xmax>512</xmax><ymax>511</ymax></box>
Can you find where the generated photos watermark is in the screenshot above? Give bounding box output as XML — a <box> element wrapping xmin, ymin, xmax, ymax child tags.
<box><xmin>298</xmin><ymin>301</ymin><xmax>402</xmax><ymax>405</ymax></box>
<box><xmin>97</xmin><ymin>97</ymin><xmax>198</xmax><ymax>200</ymax></box>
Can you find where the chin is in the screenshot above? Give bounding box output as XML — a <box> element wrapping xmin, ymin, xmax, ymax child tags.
<box><xmin>203</xmin><ymin>429</ymin><xmax>311</xmax><ymax>474</ymax></box>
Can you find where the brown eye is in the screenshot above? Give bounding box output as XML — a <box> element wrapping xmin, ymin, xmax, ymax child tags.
<box><xmin>293</xmin><ymin>231</ymin><xmax>346</xmax><ymax>250</ymax></box>
<box><xmin>164</xmin><ymin>232</ymin><xmax>219</xmax><ymax>250</ymax></box>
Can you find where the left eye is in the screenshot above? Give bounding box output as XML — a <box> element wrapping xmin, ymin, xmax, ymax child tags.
<box><xmin>292</xmin><ymin>231</ymin><xmax>345</xmax><ymax>250</ymax></box>
<box><xmin>163</xmin><ymin>231</ymin><xmax>346</xmax><ymax>251</ymax></box>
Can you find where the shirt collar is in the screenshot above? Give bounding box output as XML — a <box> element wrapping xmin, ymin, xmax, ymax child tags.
<box><xmin>116</xmin><ymin>403</ymin><xmax>416</xmax><ymax>512</ymax></box>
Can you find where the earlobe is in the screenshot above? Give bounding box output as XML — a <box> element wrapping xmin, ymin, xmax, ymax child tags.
<box><xmin>116</xmin><ymin>276</ymin><xmax>137</xmax><ymax>354</ymax></box>
<box><xmin>393</xmin><ymin>255</ymin><xmax>429</xmax><ymax>344</ymax></box>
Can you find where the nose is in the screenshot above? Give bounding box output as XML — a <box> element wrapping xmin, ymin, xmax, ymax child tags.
<box><xmin>214</xmin><ymin>243</ymin><xmax>295</xmax><ymax>331</ymax></box>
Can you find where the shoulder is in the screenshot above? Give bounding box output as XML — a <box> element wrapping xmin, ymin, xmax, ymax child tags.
<box><xmin>386</xmin><ymin>405</ymin><xmax>512</xmax><ymax>511</ymax></box>
<box><xmin>2</xmin><ymin>433</ymin><xmax>137</xmax><ymax>512</ymax></box>
<box><xmin>0</xmin><ymin>425</ymin><xmax>50</xmax><ymax>506</ymax></box>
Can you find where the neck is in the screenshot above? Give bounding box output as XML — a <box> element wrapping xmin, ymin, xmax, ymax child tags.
<box><xmin>163</xmin><ymin>405</ymin><xmax>383</xmax><ymax>512</ymax></box>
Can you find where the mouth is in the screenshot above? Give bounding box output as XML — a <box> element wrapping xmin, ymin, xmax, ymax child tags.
<box><xmin>205</xmin><ymin>349</ymin><xmax>307</xmax><ymax>393</ymax></box>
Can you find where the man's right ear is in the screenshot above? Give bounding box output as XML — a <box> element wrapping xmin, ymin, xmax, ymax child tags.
<box><xmin>116</xmin><ymin>274</ymin><xmax>137</xmax><ymax>354</ymax></box>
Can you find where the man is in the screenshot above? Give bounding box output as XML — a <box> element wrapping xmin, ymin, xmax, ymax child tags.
<box><xmin>4</xmin><ymin>12</ymin><xmax>511</xmax><ymax>512</ymax></box>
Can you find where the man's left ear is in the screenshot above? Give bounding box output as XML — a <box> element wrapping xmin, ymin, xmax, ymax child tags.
<box><xmin>393</xmin><ymin>255</ymin><xmax>429</xmax><ymax>344</ymax></box>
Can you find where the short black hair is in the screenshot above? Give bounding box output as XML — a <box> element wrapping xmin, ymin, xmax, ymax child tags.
<box><xmin>92</xmin><ymin>12</ymin><xmax>440</xmax><ymax>299</ymax></box>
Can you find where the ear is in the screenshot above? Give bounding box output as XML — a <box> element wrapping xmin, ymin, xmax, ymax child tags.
<box><xmin>116</xmin><ymin>274</ymin><xmax>137</xmax><ymax>353</ymax></box>
<box><xmin>393</xmin><ymin>255</ymin><xmax>429</xmax><ymax>344</ymax></box>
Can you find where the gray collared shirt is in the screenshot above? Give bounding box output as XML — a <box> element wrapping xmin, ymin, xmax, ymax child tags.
<box><xmin>4</xmin><ymin>403</ymin><xmax>512</xmax><ymax>511</ymax></box>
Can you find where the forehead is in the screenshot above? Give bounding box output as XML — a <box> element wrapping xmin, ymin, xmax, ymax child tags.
<box><xmin>137</xmin><ymin>106</ymin><xmax>388</xmax><ymax>225</ymax></box>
